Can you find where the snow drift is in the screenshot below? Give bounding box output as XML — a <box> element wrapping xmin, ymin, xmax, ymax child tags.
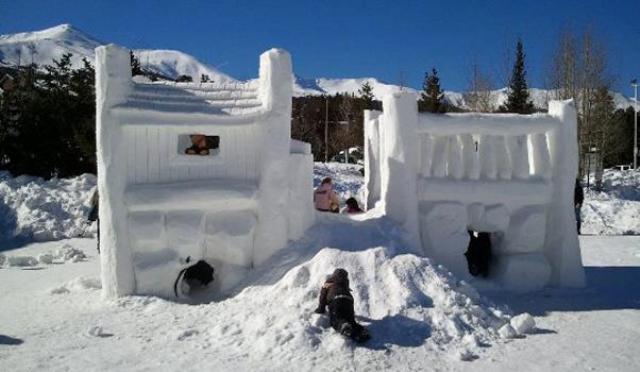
<box><xmin>0</xmin><ymin>171</ymin><xmax>95</xmax><ymax>247</ymax></box>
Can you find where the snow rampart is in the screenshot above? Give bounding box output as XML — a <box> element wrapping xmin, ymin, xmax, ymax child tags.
<box><xmin>364</xmin><ymin>93</ymin><xmax>585</xmax><ymax>291</ymax></box>
<box><xmin>95</xmin><ymin>45</ymin><xmax>314</xmax><ymax>298</ymax></box>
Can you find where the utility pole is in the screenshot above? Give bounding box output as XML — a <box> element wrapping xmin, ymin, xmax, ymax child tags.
<box><xmin>632</xmin><ymin>79</ymin><xmax>638</xmax><ymax>169</ymax></box>
<box><xmin>324</xmin><ymin>97</ymin><xmax>329</xmax><ymax>163</ymax></box>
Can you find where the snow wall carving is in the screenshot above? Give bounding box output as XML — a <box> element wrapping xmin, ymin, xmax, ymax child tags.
<box><xmin>364</xmin><ymin>92</ymin><xmax>585</xmax><ymax>292</ymax></box>
<box><xmin>96</xmin><ymin>44</ymin><xmax>315</xmax><ymax>298</ymax></box>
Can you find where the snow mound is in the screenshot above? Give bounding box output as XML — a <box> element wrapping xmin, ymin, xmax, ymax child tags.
<box><xmin>7</xmin><ymin>255</ymin><xmax>38</xmax><ymax>267</ymax></box>
<box><xmin>56</xmin><ymin>244</ymin><xmax>87</xmax><ymax>262</ymax></box>
<box><xmin>0</xmin><ymin>171</ymin><xmax>96</xmax><ymax>246</ymax></box>
<box><xmin>217</xmin><ymin>246</ymin><xmax>514</xmax><ymax>359</ymax></box>
<box><xmin>50</xmin><ymin>276</ymin><xmax>101</xmax><ymax>295</ymax></box>
<box><xmin>510</xmin><ymin>313</ymin><xmax>536</xmax><ymax>335</ymax></box>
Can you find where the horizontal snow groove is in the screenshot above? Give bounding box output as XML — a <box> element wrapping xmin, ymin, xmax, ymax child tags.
<box><xmin>113</xmin><ymin>105</ymin><xmax>266</xmax><ymax>125</ymax></box>
<box><xmin>418</xmin><ymin>178</ymin><xmax>552</xmax><ymax>205</ymax></box>
<box><xmin>125</xmin><ymin>179</ymin><xmax>258</xmax><ymax>212</ymax></box>
<box><xmin>124</xmin><ymin>97</ymin><xmax>262</xmax><ymax>108</ymax></box>
<box><xmin>130</xmin><ymin>89</ymin><xmax>259</xmax><ymax>101</ymax></box>
<box><xmin>135</xmin><ymin>81</ymin><xmax>259</xmax><ymax>92</ymax></box>
<box><xmin>418</xmin><ymin>113</ymin><xmax>560</xmax><ymax>135</ymax></box>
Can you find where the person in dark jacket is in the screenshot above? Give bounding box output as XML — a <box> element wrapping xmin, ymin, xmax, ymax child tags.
<box><xmin>314</xmin><ymin>268</ymin><xmax>369</xmax><ymax>343</ymax></box>
<box><xmin>465</xmin><ymin>231</ymin><xmax>491</xmax><ymax>277</ymax></box>
<box><xmin>574</xmin><ymin>179</ymin><xmax>584</xmax><ymax>235</ymax></box>
<box><xmin>87</xmin><ymin>189</ymin><xmax>100</xmax><ymax>253</ymax></box>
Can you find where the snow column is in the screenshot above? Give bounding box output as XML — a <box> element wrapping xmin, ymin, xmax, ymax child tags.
<box><xmin>545</xmin><ymin>100</ymin><xmax>586</xmax><ymax>287</ymax></box>
<box><xmin>95</xmin><ymin>44</ymin><xmax>135</xmax><ymax>298</ymax></box>
<box><xmin>254</xmin><ymin>49</ymin><xmax>293</xmax><ymax>266</ymax></box>
<box><xmin>364</xmin><ymin>110</ymin><xmax>382</xmax><ymax>210</ymax></box>
<box><xmin>380</xmin><ymin>92</ymin><xmax>422</xmax><ymax>254</ymax></box>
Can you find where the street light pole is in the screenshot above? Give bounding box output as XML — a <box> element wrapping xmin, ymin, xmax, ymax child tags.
<box><xmin>632</xmin><ymin>79</ymin><xmax>638</xmax><ymax>170</ymax></box>
<box><xmin>324</xmin><ymin>97</ymin><xmax>329</xmax><ymax>163</ymax></box>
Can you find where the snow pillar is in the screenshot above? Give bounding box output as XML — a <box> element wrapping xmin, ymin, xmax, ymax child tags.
<box><xmin>545</xmin><ymin>100</ymin><xmax>585</xmax><ymax>287</ymax></box>
<box><xmin>380</xmin><ymin>92</ymin><xmax>422</xmax><ymax>254</ymax></box>
<box><xmin>95</xmin><ymin>44</ymin><xmax>135</xmax><ymax>298</ymax></box>
<box><xmin>254</xmin><ymin>49</ymin><xmax>293</xmax><ymax>266</ymax></box>
<box><xmin>364</xmin><ymin>110</ymin><xmax>382</xmax><ymax>210</ymax></box>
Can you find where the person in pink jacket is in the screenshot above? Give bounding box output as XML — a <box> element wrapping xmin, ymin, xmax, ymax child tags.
<box><xmin>314</xmin><ymin>177</ymin><xmax>340</xmax><ymax>213</ymax></box>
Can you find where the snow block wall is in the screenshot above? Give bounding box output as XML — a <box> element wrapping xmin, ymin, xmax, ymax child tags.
<box><xmin>95</xmin><ymin>44</ymin><xmax>314</xmax><ymax>298</ymax></box>
<box><xmin>364</xmin><ymin>92</ymin><xmax>585</xmax><ymax>292</ymax></box>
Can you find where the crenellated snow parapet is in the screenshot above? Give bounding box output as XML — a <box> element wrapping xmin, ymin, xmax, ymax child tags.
<box><xmin>95</xmin><ymin>45</ymin><xmax>314</xmax><ymax>298</ymax></box>
<box><xmin>364</xmin><ymin>96</ymin><xmax>585</xmax><ymax>292</ymax></box>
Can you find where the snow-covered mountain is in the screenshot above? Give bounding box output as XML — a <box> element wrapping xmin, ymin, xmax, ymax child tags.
<box><xmin>0</xmin><ymin>24</ymin><xmax>233</xmax><ymax>83</ymax></box>
<box><xmin>0</xmin><ymin>24</ymin><xmax>102</xmax><ymax>69</ymax></box>
<box><xmin>0</xmin><ymin>24</ymin><xmax>635</xmax><ymax>110</ymax></box>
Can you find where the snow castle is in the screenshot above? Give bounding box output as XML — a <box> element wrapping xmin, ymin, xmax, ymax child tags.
<box><xmin>364</xmin><ymin>92</ymin><xmax>585</xmax><ymax>292</ymax></box>
<box><xmin>95</xmin><ymin>45</ymin><xmax>314</xmax><ymax>298</ymax></box>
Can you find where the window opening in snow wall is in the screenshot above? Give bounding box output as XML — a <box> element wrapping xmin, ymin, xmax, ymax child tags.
<box><xmin>180</xmin><ymin>134</ymin><xmax>220</xmax><ymax>156</ymax></box>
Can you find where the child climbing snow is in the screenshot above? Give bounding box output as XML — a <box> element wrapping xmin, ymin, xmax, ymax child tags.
<box><xmin>314</xmin><ymin>268</ymin><xmax>370</xmax><ymax>343</ymax></box>
<box><xmin>314</xmin><ymin>177</ymin><xmax>340</xmax><ymax>213</ymax></box>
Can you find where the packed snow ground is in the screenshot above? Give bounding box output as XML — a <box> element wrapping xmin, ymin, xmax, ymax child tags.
<box><xmin>1</xmin><ymin>234</ymin><xmax>638</xmax><ymax>371</ymax></box>
<box><xmin>0</xmin><ymin>164</ymin><xmax>639</xmax><ymax>371</ymax></box>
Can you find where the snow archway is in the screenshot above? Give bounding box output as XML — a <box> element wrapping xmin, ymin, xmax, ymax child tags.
<box><xmin>95</xmin><ymin>45</ymin><xmax>314</xmax><ymax>298</ymax></box>
<box><xmin>364</xmin><ymin>92</ymin><xmax>585</xmax><ymax>292</ymax></box>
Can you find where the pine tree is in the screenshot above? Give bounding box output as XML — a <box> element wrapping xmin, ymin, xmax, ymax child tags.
<box><xmin>358</xmin><ymin>81</ymin><xmax>375</xmax><ymax>109</ymax></box>
<box><xmin>130</xmin><ymin>51</ymin><xmax>142</xmax><ymax>76</ymax></box>
<box><xmin>500</xmin><ymin>39</ymin><xmax>534</xmax><ymax>114</ymax></box>
<box><xmin>419</xmin><ymin>68</ymin><xmax>445</xmax><ymax>113</ymax></box>
<box><xmin>201</xmin><ymin>74</ymin><xmax>210</xmax><ymax>83</ymax></box>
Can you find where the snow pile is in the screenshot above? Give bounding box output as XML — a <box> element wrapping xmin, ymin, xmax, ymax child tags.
<box><xmin>258</xmin><ymin>247</ymin><xmax>514</xmax><ymax>348</ymax></box>
<box><xmin>0</xmin><ymin>171</ymin><xmax>96</xmax><ymax>246</ymax></box>
<box><xmin>115</xmin><ymin>247</ymin><xmax>521</xmax><ymax>362</ymax></box>
<box><xmin>50</xmin><ymin>276</ymin><xmax>102</xmax><ymax>295</ymax></box>
<box><xmin>2</xmin><ymin>242</ymin><xmax>89</xmax><ymax>270</ymax></box>
<box><xmin>57</xmin><ymin>243</ymin><xmax>88</xmax><ymax>262</ymax></box>
<box><xmin>582</xmin><ymin>169</ymin><xmax>640</xmax><ymax>235</ymax></box>
<box><xmin>7</xmin><ymin>255</ymin><xmax>38</xmax><ymax>267</ymax></box>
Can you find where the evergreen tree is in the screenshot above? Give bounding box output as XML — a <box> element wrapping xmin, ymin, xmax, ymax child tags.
<box><xmin>201</xmin><ymin>74</ymin><xmax>210</xmax><ymax>83</ymax></box>
<box><xmin>500</xmin><ymin>39</ymin><xmax>534</xmax><ymax>114</ymax></box>
<box><xmin>358</xmin><ymin>81</ymin><xmax>375</xmax><ymax>109</ymax></box>
<box><xmin>419</xmin><ymin>68</ymin><xmax>445</xmax><ymax>113</ymax></box>
<box><xmin>130</xmin><ymin>51</ymin><xmax>142</xmax><ymax>76</ymax></box>
<box><xmin>0</xmin><ymin>54</ymin><xmax>98</xmax><ymax>178</ymax></box>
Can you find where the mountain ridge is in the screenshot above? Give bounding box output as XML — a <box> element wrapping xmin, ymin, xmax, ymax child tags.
<box><xmin>0</xmin><ymin>24</ymin><xmax>634</xmax><ymax>110</ymax></box>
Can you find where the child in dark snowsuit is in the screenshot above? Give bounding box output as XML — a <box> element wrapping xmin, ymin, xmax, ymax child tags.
<box><xmin>87</xmin><ymin>190</ymin><xmax>99</xmax><ymax>253</ymax></box>
<box><xmin>314</xmin><ymin>268</ymin><xmax>369</xmax><ymax>343</ymax></box>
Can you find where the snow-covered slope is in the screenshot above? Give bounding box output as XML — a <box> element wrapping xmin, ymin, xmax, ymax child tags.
<box><xmin>131</xmin><ymin>49</ymin><xmax>234</xmax><ymax>82</ymax></box>
<box><xmin>0</xmin><ymin>24</ymin><xmax>102</xmax><ymax>69</ymax></box>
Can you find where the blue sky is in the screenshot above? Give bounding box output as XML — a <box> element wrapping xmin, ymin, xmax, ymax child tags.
<box><xmin>1</xmin><ymin>0</ymin><xmax>639</xmax><ymax>92</ymax></box>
